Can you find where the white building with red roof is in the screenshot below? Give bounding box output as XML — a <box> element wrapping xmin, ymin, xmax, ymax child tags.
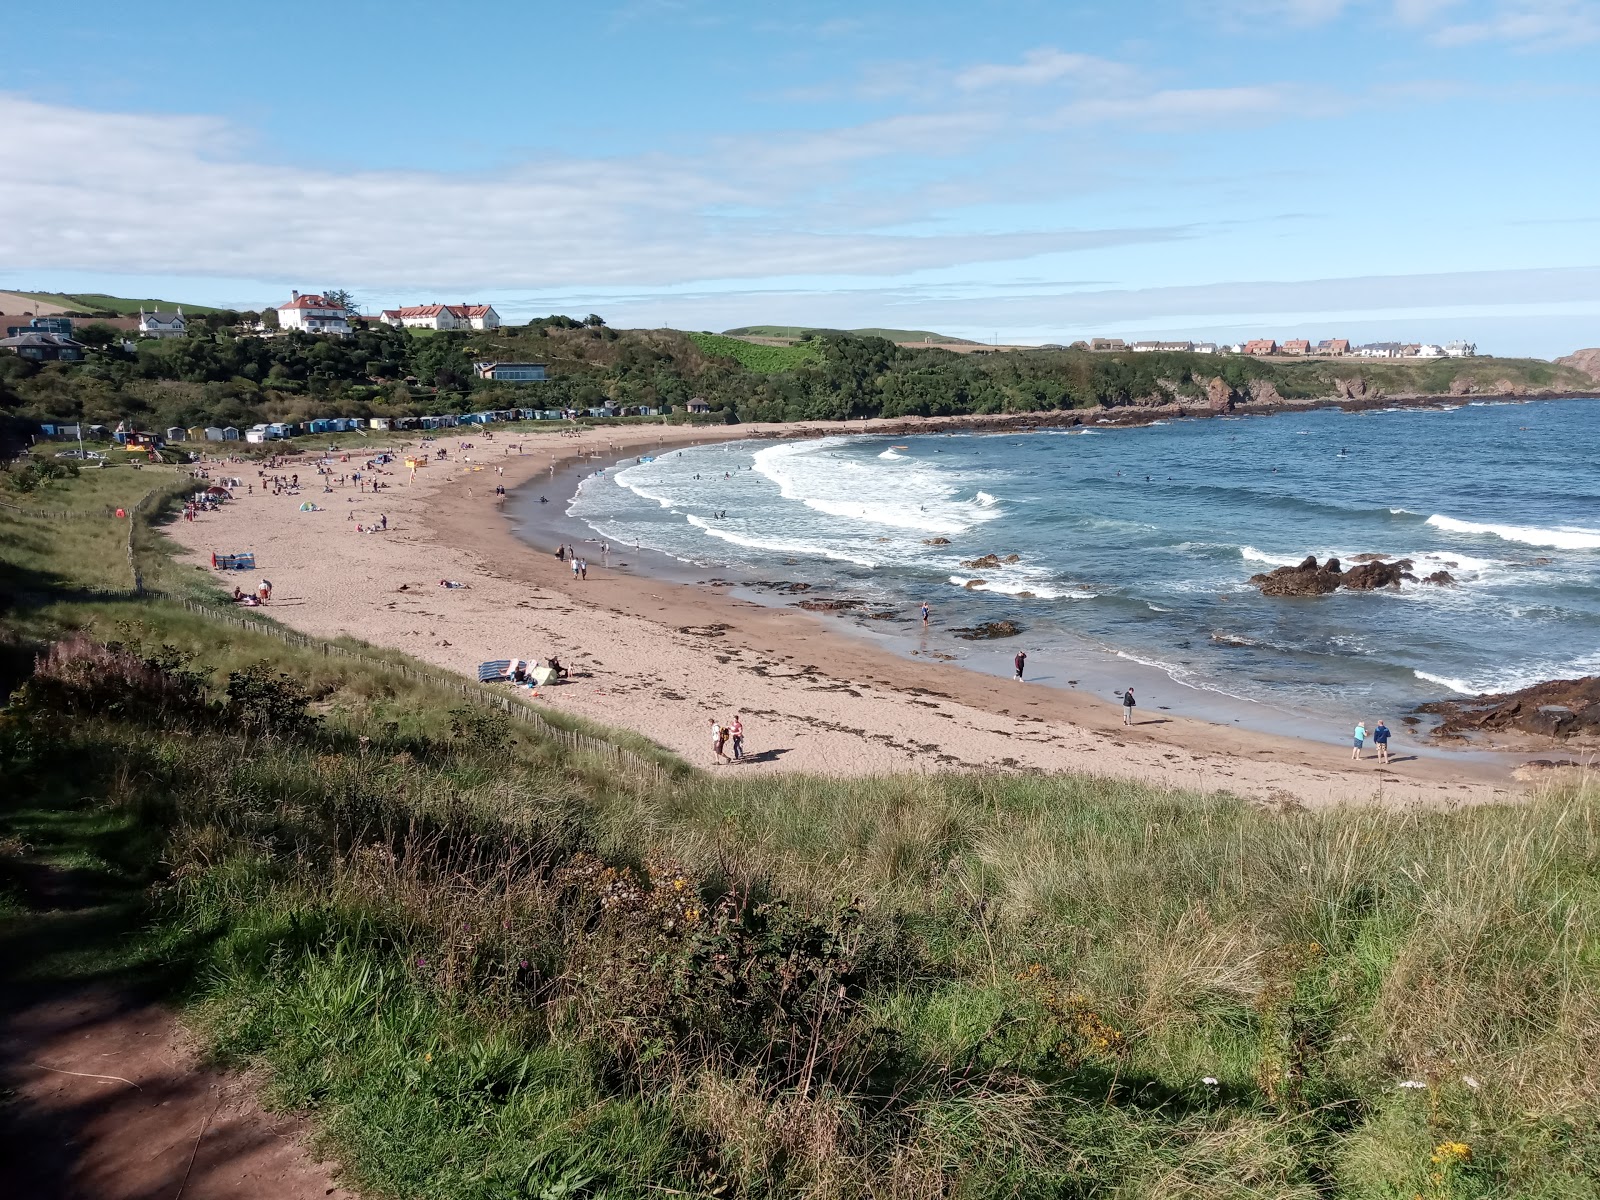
<box><xmin>277</xmin><ymin>291</ymin><xmax>351</xmax><ymax>336</ymax></box>
<box><xmin>379</xmin><ymin>304</ymin><xmax>500</xmax><ymax>332</ymax></box>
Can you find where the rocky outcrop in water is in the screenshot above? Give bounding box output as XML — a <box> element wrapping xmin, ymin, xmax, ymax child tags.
<box><xmin>1421</xmin><ymin>570</ymin><xmax>1456</xmax><ymax>586</ymax></box>
<box><xmin>1249</xmin><ymin>555</ymin><xmax>1424</xmax><ymax>595</ymax></box>
<box><xmin>952</xmin><ymin>620</ymin><xmax>1023</xmax><ymax>640</ymax></box>
<box><xmin>961</xmin><ymin>553</ymin><xmax>1020</xmax><ymax>568</ymax></box>
<box><xmin>1250</xmin><ymin>555</ymin><xmax>1343</xmax><ymax>596</ymax></box>
<box><xmin>1207</xmin><ymin>377</ymin><xmax>1236</xmax><ymax>411</ymax></box>
<box><xmin>923</xmin><ymin>537</ymin><xmax>951</xmax><ymax>546</ymax></box>
<box><xmin>1417</xmin><ymin>676</ymin><xmax>1600</xmax><ymax>742</ymax></box>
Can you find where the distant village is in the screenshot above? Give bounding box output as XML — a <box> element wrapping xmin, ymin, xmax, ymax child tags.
<box><xmin>1085</xmin><ymin>336</ymin><xmax>1478</xmax><ymax>359</ymax></box>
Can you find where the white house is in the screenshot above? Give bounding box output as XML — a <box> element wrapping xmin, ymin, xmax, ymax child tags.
<box><xmin>277</xmin><ymin>291</ymin><xmax>351</xmax><ymax>336</ymax></box>
<box><xmin>1191</xmin><ymin>342</ymin><xmax>1218</xmax><ymax>354</ymax></box>
<box><xmin>1415</xmin><ymin>343</ymin><xmax>1445</xmax><ymax>358</ymax></box>
<box><xmin>1355</xmin><ymin>343</ymin><xmax>1403</xmax><ymax>358</ymax></box>
<box><xmin>1443</xmin><ymin>340</ymin><xmax>1477</xmax><ymax>358</ymax></box>
<box><xmin>380</xmin><ymin>304</ymin><xmax>500</xmax><ymax>331</ymax></box>
<box><xmin>473</xmin><ymin>361</ymin><xmax>547</xmax><ymax>382</ymax></box>
<box><xmin>137</xmin><ymin>308</ymin><xmax>187</xmax><ymax>338</ymax></box>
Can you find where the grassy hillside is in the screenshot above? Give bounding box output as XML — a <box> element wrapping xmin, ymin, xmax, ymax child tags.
<box><xmin>686</xmin><ymin>331</ymin><xmax>822</xmax><ymax>371</ymax></box>
<box><xmin>3</xmin><ymin>461</ymin><xmax>1598</xmax><ymax>1198</ymax></box>
<box><xmin>3</xmin><ymin>289</ymin><xmax>228</xmax><ymax>316</ymax></box>
<box><xmin>726</xmin><ymin>324</ymin><xmax>978</xmax><ymax>343</ymax></box>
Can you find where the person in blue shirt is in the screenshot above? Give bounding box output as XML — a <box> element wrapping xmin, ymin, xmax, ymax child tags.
<box><xmin>1351</xmin><ymin>721</ymin><xmax>1366</xmax><ymax>760</ymax></box>
<box><xmin>1372</xmin><ymin>720</ymin><xmax>1391</xmax><ymax>764</ymax></box>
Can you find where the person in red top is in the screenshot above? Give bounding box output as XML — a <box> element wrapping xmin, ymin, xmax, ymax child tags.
<box><xmin>1013</xmin><ymin>651</ymin><xmax>1026</xmax><ymax>681</ymax></box>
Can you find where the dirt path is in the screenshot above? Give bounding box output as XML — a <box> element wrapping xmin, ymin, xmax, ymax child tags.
<box><xmin>0</xmin><ymin>985</ymin><xmax>355</xmax><ymax>1200</ymax></box>
<box><xmin>0</xmin><ymin>844</ymin><xmax>354</xmax><ymax>1200</ymax></box>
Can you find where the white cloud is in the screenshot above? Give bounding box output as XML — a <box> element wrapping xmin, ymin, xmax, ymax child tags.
<box><xmin>0</xmin><ymin>93</ymin><xmax>1206</xmax><ymax>291</ymax></box>
<box><xmin>954</xmin><ymin>49</ymin><xmax>1138</xmax><ymax>91</ymax></box>
<box><xmin>1430</xmin><ymin>0</ymin><xmax>1600</xmax><ymax>46</ymax></box>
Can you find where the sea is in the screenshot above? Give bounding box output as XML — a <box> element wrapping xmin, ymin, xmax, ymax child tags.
<box><xmin>549</xmin><ymin>398</ymin><xmax>1600</xmax><ymax>739</ymax></box>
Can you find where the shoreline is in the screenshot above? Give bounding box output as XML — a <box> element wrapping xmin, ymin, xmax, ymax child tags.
<box><xmin>161</xmin><ymin>416</ymin><xmax>1561</xmax><ymax>807</ymax></box>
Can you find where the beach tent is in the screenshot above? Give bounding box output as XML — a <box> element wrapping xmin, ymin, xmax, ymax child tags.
<box><xmin>298</xmin><ymin>501</ymin><xmax>318</xmax><ymax>511</ymax></box>
<box><xmin>478</xmin><ymin>659</ymin><xmax>514</xmax><ymax>682</ymax></box>
<box><xmin>528</xmin><ymin>664</ymin><xmax>557</xmax><ymax>687</ymax></box>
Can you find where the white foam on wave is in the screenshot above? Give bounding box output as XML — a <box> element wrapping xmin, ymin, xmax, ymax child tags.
<box><xmin>946</xmin><ymin>575</ymin><xmax>1091</xmax><ymax>600</ymax></box>
<box><xmin>1415</xmin><ymin>651</ymin><xmax>1600</xmax><ymax>697</ymax></box>
<box><xmin>752</xmin><ymin>438</ymin><xmax>1002</xmax><ymax>535</ymax></box>
<box><xmin>686</xmin><ymin>514</ymin><xmax>878</xmax><ymax>568</ymax></box>
<box><xmin>974</xmin><ymin>491</ymin><xmax>999</xmax><ymax>507</ymax></box>
<box><xmin>1240</xmin><ymin>546</ymin><xmax>1306</xmax><ymax>567</ymax></box>
<box><xmin>1426</xmin><ymin>514</ymin><xmax>1600</xmax><ymax>551</ymax></box>
<box><xmin>878</xmin><ymin>448</ymin><xmax>906</xmax><ymax>460</ymax></box>
<box><xmin>1113</xmin><ymin>649</ymin><xmax>1259</xmax><ymax>704</ymax></box>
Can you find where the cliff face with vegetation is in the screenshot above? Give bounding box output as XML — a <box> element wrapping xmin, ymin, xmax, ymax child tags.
<box><xmin>1</xmin><ymin>313</ymin><xmax>1592</xmax><ymax>437</ymax></box>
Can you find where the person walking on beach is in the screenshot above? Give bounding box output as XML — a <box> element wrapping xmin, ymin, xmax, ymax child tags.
<box><xmin>1013</xmin><ymin>650</ymin><xmax>1026</xmax><ymax>681</ymax></box>
<box><xmin>710</xmin><ymin>718</ymin><xmax>728</xmax><ymax>763</ymax></box>
<box><xmin>1373</xmin><ymin>720</ymin><xmax>1391</xmax><ymax>764</ymax></box>
<box><xmin>731</xmin><ymin>715</ymin><xmax>744</xmax><ymax>760</ymax></box>
<box><xmin>579</xmin><ymin>558</ymin><xmax>588</xmax><ymax>581</ymax></box>
<box><xmin>1122</xmin><ymin>687</ymin><xmax>1136</xmax><ymax>724</ymax></box>
<box><xmin>1351</xmin><ymin>721</ymin><xmax>1367</xmax><ymax>760</ymax></box>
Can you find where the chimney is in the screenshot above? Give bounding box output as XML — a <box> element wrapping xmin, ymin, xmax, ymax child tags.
<box><xmin>292</xmin><ymin>289</ymin><xmax>300</xmax><ymax>300</ymax></box>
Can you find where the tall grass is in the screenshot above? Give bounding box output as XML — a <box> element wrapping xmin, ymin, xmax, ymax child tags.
<box><xmin>4</xmin><ymin>470</ymin><xmax>1598</xmax><ymax>1198</ymax></box>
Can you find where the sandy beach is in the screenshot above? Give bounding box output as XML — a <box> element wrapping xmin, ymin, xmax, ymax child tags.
<box><xmin>163</xmin><ymin>417</ymin><xmax>1534</xmax><ymax>808</ymax></box>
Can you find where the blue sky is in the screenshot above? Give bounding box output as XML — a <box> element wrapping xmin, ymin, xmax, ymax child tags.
<box><xmin>2</xmin><ymin>0</ymin><xmax>1597</xmax><ymax>355</ymax></box>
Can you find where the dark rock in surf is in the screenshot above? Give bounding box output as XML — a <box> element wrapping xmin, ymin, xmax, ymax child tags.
<box><xmin>1250</xmin><ymin>556</ymin><xmax>1342</xmax><ymax>596</ymax></box>
<box><xmin>1341</xmin><ymin>559</ymin><xmax>1412</xmax><ymax>590</ymax></box>
<box><xmin>952</xmin><ymin>620</ymin><xmax>1023</xmax><ymax>640</ymax></box>
<box><xmin>1417</xmin><ymin>676</ymin><xmax>1600</xmax><ymax>742</ymax></box>
<box><xmin>1421</xmin><ymin>570</ymin><xmax>1456</xmax><ymax>586</ymax></box>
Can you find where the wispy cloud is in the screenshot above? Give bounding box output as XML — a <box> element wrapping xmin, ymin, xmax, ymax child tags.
<box><xmin>0</xmin><ymin>93</ymin><xmax>1204</xmax><ymax>291</ymax></box>
<box><xmin>1429</xmin><ymin>0</ymin><xmax>1600</xmax><ymax>47</ymax></box>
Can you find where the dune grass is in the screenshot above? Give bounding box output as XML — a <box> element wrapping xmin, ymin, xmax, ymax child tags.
<box><xmin>2</xmin><ymin>467</ymin><xmax>1598</xmax><ymax>1198</ymax></box>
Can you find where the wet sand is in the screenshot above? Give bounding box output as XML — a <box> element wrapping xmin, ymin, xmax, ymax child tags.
<box><xmin>166</xmin><ymin>418</ymin><xmax>1527</xmax><ymax>807</ymax></box>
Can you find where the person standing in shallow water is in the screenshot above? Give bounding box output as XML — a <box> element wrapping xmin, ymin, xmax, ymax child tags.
<box><xmin>921</xmin><ymin>601</ymin><xmax>930</xmax><ymax>626</ymax></box>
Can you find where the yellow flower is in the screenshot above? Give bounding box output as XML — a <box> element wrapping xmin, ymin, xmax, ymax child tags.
<box><xmin>1430</xmin><ymin>1140</ymin><xmax>1471</xmax><ymax>1165</ymax></box>
<box><xmin>424</xmin><ymin>1052</ymin><xmax>433</xmax><ymax>1063</ymax></box>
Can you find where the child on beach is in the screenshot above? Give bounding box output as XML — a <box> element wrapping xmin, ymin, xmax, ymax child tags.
<box><xmin>1352</xmin><ymin>721</ymin><xmax>1367</xmax><ymax>759</ymax></box>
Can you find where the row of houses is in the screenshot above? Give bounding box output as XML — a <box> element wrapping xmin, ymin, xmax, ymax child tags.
<box><xmin>1089</xmin><ymin>335</ymin><xmax>1478</xmax><ymax>358</ymax></box>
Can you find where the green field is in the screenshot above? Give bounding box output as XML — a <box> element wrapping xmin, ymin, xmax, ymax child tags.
<box><xmin>724</xmin><ymin>324</ymin><xmax>978</xmax><ymax>344</ymax></box>
<box><xmin>4</xmin><ymin>453</ymin><xmax>1600</xmax><ymax>1199</ymax></box>
<box><xmin>687</xmin><ymin>331</ymin><xmax>823</xmax><ymax>371</ymax></box>
<box><xmin>4</xmin><ymin>289</ymin><xmax>228</xmax><ymax>316</ymax></box>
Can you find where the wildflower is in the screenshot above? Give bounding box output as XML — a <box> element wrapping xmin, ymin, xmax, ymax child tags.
<box><xmin>1201</xmin><ymin>1077</ymin><xmax>1219</xmax><ymax>1087</ymax></box>
<box><xmin>1398</xmin><ymin>1079</ymin><xmax>1427</xmax><ymax>1089</ymax></box>
<box><xmin>1461</xmin><ymin>1075</ymin><xmax>1480</xmax><ymax>1090</ymax></box>
<box><xmin>519</xmin><ymin>960</ymin><xmax>528</xmax><ymax>969</ymax></box>
<box><xmin>417</xmin><ymin>956</ymin><xmax>427</xmax><ymax>967</ymax></box>
<box><xmin>1430</xmin><ymin>1141</ymin><xmax>1471</xmax><ymax>1165</ymax></box>
<box><xmin>423</xmin><ymin>1052</ymin><xmax>433</xmax><ymax>1063</ymax></box>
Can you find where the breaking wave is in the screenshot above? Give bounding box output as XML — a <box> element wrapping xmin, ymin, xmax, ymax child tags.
<box><xmin>1426</xmin><ymin>514</ymin><xmax>1600</xmax><ymax>551</ymax></box>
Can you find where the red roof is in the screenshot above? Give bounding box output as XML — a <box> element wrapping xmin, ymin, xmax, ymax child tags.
<box><xmin>384</xmin><ymin>303</ymin><xmax>493</xmax><ymax>319</ymax></box>
<box><xmin>445</xmin><ymin>305</ymin><xmax>493</xmax><ymax>318</ymax></box>
<box><xmin>280</xmin><ymin>294</ymin><xmax>342</xmax><ymax>311</ymax></box>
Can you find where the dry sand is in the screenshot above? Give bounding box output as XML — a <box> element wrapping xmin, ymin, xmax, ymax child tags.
<box><xmin>165</xmin><ymin>419</ymin><xmax>1527</xmax><ymax>808</ymax></box>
